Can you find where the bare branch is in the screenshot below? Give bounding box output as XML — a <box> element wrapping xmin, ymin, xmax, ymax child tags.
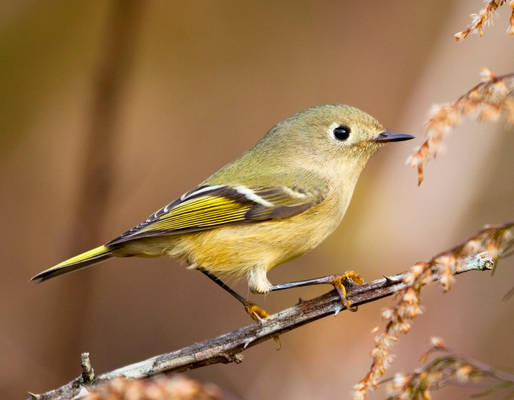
<box><xmin>30</xmin><ymin>223</ymin><xmax>513</xmax><ymax>400</ymax></box>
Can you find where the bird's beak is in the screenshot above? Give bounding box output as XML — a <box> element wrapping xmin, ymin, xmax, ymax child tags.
<box><xmin>374</xmin><ymin>132</ymin><xmax>415</xmax><ymax>143</ymax></box>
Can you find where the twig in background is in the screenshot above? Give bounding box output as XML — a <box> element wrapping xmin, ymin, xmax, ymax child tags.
<box><xmin>353</xmin><ymin>223</ymin><xmax>513</xmax><ymax>400</ymax></box>
<box><xmin>383</xmin><ymin>337</ymin><xmax>514</xmax><ymax>400</ymax></box>
<box><xmin>454</xmin><ymin>0</ymin><xmax>514</xmax><ymax>40</ymax></box>
<box><xmin>406</xmin><ymin>69</ymin><xmax>514</xmax><ymax>185</ymax></box>
<box><xmin>71</xmin><ymin>0</ymin><xmax>145</xmax><ymax>253</ymax></box>
<box><xmin>54</xmin><ymin>0</ymin><xmax>146</xmax><ymax>375</ymax></box>
<box><xmin>28</xmin><ymin>223</ymin><xmax>512</xmax><ymax>400</ymax></box>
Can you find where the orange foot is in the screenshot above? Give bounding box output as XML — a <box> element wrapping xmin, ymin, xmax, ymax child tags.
<box><xmin>244</xmin><ymin>302</ymin><xmax>270</xmax><ymax>322</ymax></box>
<box><xmin>332</xmin><ymin>271</ymin><xmax>364</xmax><ymax>312</ymax></box>
<box><xmin>243</xmin><ymin>302</ymin><xmax>281</xmax><ymax>349</ymax></box>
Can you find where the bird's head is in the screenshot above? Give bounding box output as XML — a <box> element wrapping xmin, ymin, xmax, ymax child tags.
<box><xmin>274</xmin><ymin>104</ymin><xmax>414</xmax><ymax>162</ymax></box>
<box><xmin>256</xmin><ymin>104</ymin><xmax>413</xmax><ymax>184</ymax></box>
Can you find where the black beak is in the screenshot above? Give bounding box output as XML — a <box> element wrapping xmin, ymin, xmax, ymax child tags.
<box><xmin>374</xmin><ymin>132</ymin><xmax>415</xmax><ymax>143</ymax></box>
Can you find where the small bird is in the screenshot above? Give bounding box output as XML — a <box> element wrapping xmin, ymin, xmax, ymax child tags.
<box><xmin>33</xmin><ymin>104</ymin><xmax>413</xmax><ymax>317</ymax></box>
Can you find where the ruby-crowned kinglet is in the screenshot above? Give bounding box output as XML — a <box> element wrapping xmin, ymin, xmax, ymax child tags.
<box><xmin>33</xmin><ymin>105</ymin><xmax>413</xmax><ymax>309</ymax></box>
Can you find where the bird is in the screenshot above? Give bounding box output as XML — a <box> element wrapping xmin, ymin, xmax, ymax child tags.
<box><xmin>32</xmin><ymin>104</ymin><xmax>414</xmax><ymax>318</ymax></box>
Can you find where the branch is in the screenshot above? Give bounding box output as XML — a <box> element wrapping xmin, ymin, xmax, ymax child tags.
<box><xmin>30</xmin><ymin>223</ymin><xmax>513</xmax><ymax>400</ymax></box>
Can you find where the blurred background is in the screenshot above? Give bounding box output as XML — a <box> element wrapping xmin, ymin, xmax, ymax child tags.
<box><xmin>1</xmin><ymin>1</ymin><xmax>513</xmax><ymax>399</ymax></box>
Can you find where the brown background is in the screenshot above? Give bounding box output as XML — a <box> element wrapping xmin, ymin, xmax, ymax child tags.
<box><xmin>1</xmin><ymin>1</ymin><xmax>513</xmax><ymax>399</ymax></box>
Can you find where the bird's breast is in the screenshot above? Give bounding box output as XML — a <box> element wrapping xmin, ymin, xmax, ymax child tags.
<box><xmin>156</xmin><ymin>190</ymin><xmax>348</xmax><ymax>277</ymax></box>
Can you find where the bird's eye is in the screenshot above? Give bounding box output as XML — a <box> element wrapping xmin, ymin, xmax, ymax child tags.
<box><xmin>333</xmin><ymin>125</ymin><xmax>351</xmax><ymax>141</ymax></box>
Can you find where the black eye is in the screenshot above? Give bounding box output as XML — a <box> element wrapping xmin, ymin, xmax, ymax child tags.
<box><xmin>333</xmin><ymin>125</ymin><xmax>351</xmax><ymax>141</ymax></box>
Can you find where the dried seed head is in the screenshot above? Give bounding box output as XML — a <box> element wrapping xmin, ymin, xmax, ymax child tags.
<box><xmin>354</xmin><ymin>223</ymin><xmax>513</xmax><ymax>399</ymax></box>
<box><xmin>456</xmin><ymin>365</ymin><xmax>473</xmax><ymax>383</ymax></box>
<box><xmin>407</xmin><ymin>70</ymin><xmax>514</xmax><ymax>185</ymax></box>
<box><xmin>430</xmin><ymin>337</ymin><xmax>445</xmax><ymax>348</ymax></box>
<box><xmin>455</xmin><ymin>1</ymin><xmax>511</xmax><ymax>41</ymax></box>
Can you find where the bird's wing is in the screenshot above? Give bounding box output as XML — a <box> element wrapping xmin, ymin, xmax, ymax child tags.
<box><xmin>107</xmin><ymin>182</ymin><xmax>328</xmax><ymax>246</ymax></box>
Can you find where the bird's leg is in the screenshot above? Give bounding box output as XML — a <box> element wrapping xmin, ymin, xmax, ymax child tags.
<box><xmin>199</xmin><ymin>269</ymin><xmax>269</xmax><ymax>321</ymax></box>
<box><xmin>270</xmin><ymin>271</ymin><xmax>364</xmax><ymax>311</ymax></box>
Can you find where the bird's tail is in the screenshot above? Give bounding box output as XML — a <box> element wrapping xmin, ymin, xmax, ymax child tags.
<box><xmin>32</xmin><ymin>245</ymin><xmax>113</xmax><ymax>282</ymax></box>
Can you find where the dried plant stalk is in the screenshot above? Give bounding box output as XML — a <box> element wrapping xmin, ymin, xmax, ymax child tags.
<box><xmin>454</xmin><ymin>0</ymin><xmax>514</xmax><ymax>40</ymax></box>
<box><xmin>406</xmin><ymin>69</ymin><xmax>514</xmax><ymax>185</ymax></box>
<box><xmin>384</xmin><ymin>338</ymin><xmax>514</xmax><ymax>399</ymax></box>
<box><xmin>353</xmin><ymin>223</ymin><xmax>513</xmax><ymax>400</ymax></box>
<box><xmin>84</xmin><ymin>375</ymin><xmax>224</xmax><ymax>400</ymax></box>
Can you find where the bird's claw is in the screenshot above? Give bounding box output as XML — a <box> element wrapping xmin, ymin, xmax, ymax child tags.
<box><xmin>243</xmin><ymin>302</ymin><xmax>281</xmax><ymax>348</ymax></box>
<box><xmin>244</xmin><ymin>302</ymin><xmax>270</xmax><ymax>322</ymax></box>
<box><xmin>331</xmin><ymin>271</ymin><xmax>363</xmax><ymax>312</ymax></box>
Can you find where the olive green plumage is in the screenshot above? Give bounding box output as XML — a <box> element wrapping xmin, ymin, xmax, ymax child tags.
<box><xmin>33</xmin><ymin>104</ymin><xmax>413</xmax><ymax>293</ymax></box>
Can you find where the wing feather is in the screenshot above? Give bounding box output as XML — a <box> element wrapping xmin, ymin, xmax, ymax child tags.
<box><xmin>107</xmin><ymin>182</ymin><xmax>327</xmax><ymax>246</ymax></box>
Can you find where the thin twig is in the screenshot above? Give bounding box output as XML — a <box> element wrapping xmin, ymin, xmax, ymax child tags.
<box><xmin>80</xmin><ymin>353</ymin><xmax>95</xmax><ymax>384</ymax></box>
<box><xmin>29</xmin><ymin>223</ymin><xmax>512</xmax><ymax>400</ymax></box>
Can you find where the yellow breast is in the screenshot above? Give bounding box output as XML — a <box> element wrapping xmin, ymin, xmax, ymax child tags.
<box><xmin>133</xmin><ymin>191</ymin><xmax>345</xmax><ymax>278</ymax></box>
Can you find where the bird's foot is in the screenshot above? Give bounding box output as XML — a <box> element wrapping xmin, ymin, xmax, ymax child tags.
<box><xmin>332</xmin><ymin>271</ymin><xmax>363</xmax><ymax>312</ymax></box>
<box><xmin>243</xmin><ymin>302</ymin><xmax>281</xmax><ymax>349</ymax></box>
<box><xmin>243</xmin><ymin>301</ymin><xmax>270</xmax><ymax>322</ymax></box>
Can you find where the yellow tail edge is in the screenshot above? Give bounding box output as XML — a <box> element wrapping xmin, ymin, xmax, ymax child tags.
<box><xmin>32</xmin><ymin>245</ymin><xmax>112</xmax><ymax>283</ymax></box>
